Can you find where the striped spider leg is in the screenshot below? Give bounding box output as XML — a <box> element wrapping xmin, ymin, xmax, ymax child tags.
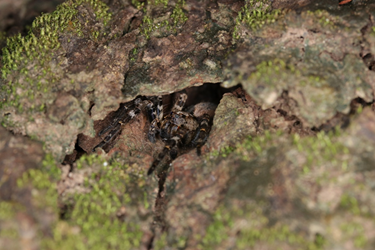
<box><xmin>147</xmin><ymin>95</ymin><xmax>163</xmax><ymax>143</ymax></box>
<box><xmin>93</xmin><ymin>98</ymin><xmax>144</xmax><ymax>151</ymax></box>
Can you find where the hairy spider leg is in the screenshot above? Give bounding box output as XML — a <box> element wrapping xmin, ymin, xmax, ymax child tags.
<box><xmin>146</xmin><ymin>96</ymin><xmax>164</xmax><ymax>143</ymax></box>
<box><xmin>160</xmin><ymin>119</ymin><xmax>172</xmax><ymax>139</ymax></box>
<box><xmin>156</xmin><ymin>95</ymin><xmax>163</xmax><ymax>120</ymax></box>
<box><xmin>146</xmin><ymin>96</ymin><xmax>162</xmax><ymax>121</ymax></box>
<box><xmin>191</xmin><ymin>113</ymin><xmax>212</xmax><ymax>156</ymax></box>
<box><xmin>100</xmin><ymin>106</ymin><xmax>140</xmax><ymax>137</ymax></box>
<box><xmin>98</xmin><ymin>98</ymin><xmax>142</xmax><ymax>136</ymax></box>
<box><xmin>147</xmin><ymin>134</ymin><xmax>182</xmax><ymax>175</ymax></box>
<box><xmin>93</xmin><ymin>124</ymin><xmax>123</xmax><ymax>151</ymax></box>
<box><xmin>98</xmin><ymin>104</ymin><xmax>128</xmax><ymax>136</ymax></box>
<box><xmin>93</xmin><ymin>98</ymin><xmax>142</xmax><ymax>151</ymax></box>
<box><xmin>172</xmin><ymin>92</ymin><xmax>187</xmax><ymax>111</ymax></box>
<box><xmin>148</xmin><ymin>119</ymin><xmax>160</xmax><ymax>143</ymax></box>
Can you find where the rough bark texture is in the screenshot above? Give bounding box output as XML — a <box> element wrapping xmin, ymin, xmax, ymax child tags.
<box><xmin>1</xmin><ymin>0</ymin><xmax>375</xmax><ymax>249</ymax></box>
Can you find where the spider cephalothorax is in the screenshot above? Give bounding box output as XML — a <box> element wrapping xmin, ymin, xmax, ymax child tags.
<box><xmin>94</xmin><ymin>92</ymin><xmax>216</xmax><ymax>176</ymax></box>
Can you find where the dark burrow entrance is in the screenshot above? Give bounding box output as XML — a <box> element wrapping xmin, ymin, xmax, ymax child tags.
<box><xmin>64</xmin><ymin>83</ymin><xmax>231</xmax><ymax>164</ymax></box>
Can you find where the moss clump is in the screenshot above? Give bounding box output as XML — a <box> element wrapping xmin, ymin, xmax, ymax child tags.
<box><xmin>1</xmin><ymin>0</ymin><xmax>111</xmax><ymax>79</ymax></box>
<box><xmin>198</xmin><ymin>207</ymin><xmax>232</xmax><ymax>248</ymax></box>
<box><xmin>209</xmin><ymin>145</ymin><xmax>236</xmax><ymax>158</ymax></box>
<box><xmin>17</xmin><ymin>154</ymin><xmax>61</xmax><ymax>210</ymax></box>
<box><xmin>0</xmin><ymin>0</ymin><xmax>112</xmax><ymax>160</ymax></box>
<box><xmin>131</xmin><ymin>0</ymin><xmax>146</xmax><ymax>9</ymax></box>
<box><xmin>139</xmin><ymin>0</ymin><xmax>188</xmax><ymax>39</ymax></box>
<box><xmin>235</xmin><ymin>131</ymin><xmax>278</xmax><ymax>161</ymax></box>
<box><xmin>250</xmin><ymin>58</ymin><xmax>299</xmax><ymax>85</ymax></box>
<box><xmin>339</xmin><ymin>193</ymin><xmax>362</xmax><ymax>215</ymax></box>
<box><xmin>170</xmin><ymin>0</ymin><xmax>188</xmax><ymax>27</ymax></box>
<box><xmin>140</xmin><ymin>15</ymin><xmax>166</xmax><ymax>39</ymax></box>
<box><xmin>233</xmin><ymin>0</ymin><xmax>282</xmax><ymax>39</ymax></box>
<box><xmin>0</xmin><ymin>202</ymin><xmax>18</xmax><ymax>221</ymax></box>
<box><xmin>1</xmin><ymin>151</ymin><xmax>151</xmax><ymax>249</ymax></box>
<box><xmin>305</xmin><ymin>9</ymin><xmax>338</xmax><ymax>28</ymax></box>
<box><xmin>0</xmin><ymin>0</ymin><xmax>112</xmax><ymax>115</ymax></box>
<box><xmin>292</xmin><ymin>131</ymin><xmax>350</xmax><ymax>174</ymax></box>
<box><xmin>42</xmin><ymin>155</ymin><xmax>151</xmax><ymax>250</ymax></box>
<box><xmin>153</xmin><ymin>232</ymin><xmax>188</xmax><ymax>250</ymax></box>
<box><xmin>199</xmin><ymin>202</ymin><xmax>325</xmax><ymax>250</ymax></box>
<box><xmin>235</xmin><ymin>129</ymin><xmax>350</xmax><ymax>176</ymax></box>
<box><xmin>0</xmin><ymin>202</ymin><xmax>21</xmax><ymax>248</ymax></box>
<box><xmin>0</xmin><ymin>153</ymin><xmax>60</xmax><ymax>249</ymax></box>
<box><xmin>340</xmin><ymin>221</ymin><xmax>367</xmax><ymax>248</ymax></box>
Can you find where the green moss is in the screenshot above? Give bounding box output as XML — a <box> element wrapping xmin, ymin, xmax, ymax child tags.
<box><xmin>209</xmin><ymin>145</ymin><xmax>236</xmax><ymax>158</ymax></box>
<box><xmin>154</xmin><ymin>232</ymin><xmax>188</xmax><ymax>249</ymax></box>
<box><xmin>339</xmin><ymin>193</ymin><xmax>362</xmax><ymax>216</ymax></box>
<box><xmin>235</xmin><ymin>131</ymin><xmax>276</xmax><ymax>161</ymax></box>
<box><xmin>199</xmin><ymin>202</ymin><xmax>325</xmax><ymax>250</ymax></box>
<box><xmin>75</xmin><ymin>153</ymin><xmax>104</xmax><ymax>169</ymax></box>
<box><xmin>0</xmin><ymin>154</ymin><xmax>60</xmax><ymax>247</ymax></box>
<box><xmin>42</xmin><ymin>153</ymin><xmax>62</xmax><ymax>179</ymax></box>
<box><xmin>0</xmin><ymin>113</ymin><xmax>14</xmax><ymax>128</ymax></box>
<box><xmin>340</xmin><ymin>222</ymin><xmax>367</xmax><ymax>248</ymax></box>
<box><xmin>154</xmin><ymin>233</ymin><xmax>168</xmax><ymax>249</ymax></box>
<box><xmin>305</xmin><ymin>10</ymin><xmax>337</xmax><ymax>28</ymax></box>
<box><xmin>131</xmin><ymin>0</ymin><xmax>145</xmax><ymax>9</ymax></box>
<box><xmin>248</xmin><ymin>58</ymin><xmax>303</xmax><ymax>87</ymax></box>
<box><xmin>0</xmin><ymin>226</ymin><xmax>18</xmax><ymax>239</ymax></box>
<box><xmin>129</xmin><ymin>48</ymin><xmax>138</xmax><ymax>62</ymax></box>
<box><xmin>199</xmin><ymin>207</ymin><xmax>232</xmax><ymax>249</ymax></box>
<box><xmin>42</xmin><ymin>155</ymin><xmax>150</xmax><ymax>249</ymax></box>
<box><xmin>233</xmin><ymin>0</ymin><xmax>282</xmax><ymax>39</ymax></box>
<box><xmin>170</xmin><ymin>0</ymin><xmax>188</xmax><ymax>27</ymax></box>
<box><xmin>233</xmin><ymin>128</ymin><xmax>350</xmax><ymax>185</ymax></box>
<box><xmin>0</xmin><ymin>202</ymin><xmax>18</xmax><ymax>220</ymax></box>
<box><xmin>140</xmin><ymin>0</ymin><xmax>188</xmax><ymax>39</ymax></box>
<box><xmin>292</xmin><ymin>131</ymin><xmax>350</xmax><ymax>174</ymax></box>
<box><xmin>140</xmin><ymin>15</ymin><xmax>155</xmax><ymax>39</ymax></box>
<box><xmin>17</xmin><ymin>154</ymin><xmax>60</xmax><ymax>210</ymax></box>
<box><xmin>1</xmin><ymin>152</ymin><xmax>149</xmax><ymax>249</ymax></box>
<box><xmin>159</xmin><ymin>0</ymin><xmax>169</xmax><ymax>7</ymax></box>
<box><xmin>0</xmin><ymin>0</ymin><xmax>112</xmax><ymax>119</ymax></box>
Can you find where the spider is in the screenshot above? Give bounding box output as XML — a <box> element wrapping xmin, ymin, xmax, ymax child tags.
<box><xmin>93</xmin><ymin>92</ymin><xmax>216</xmax><ymax>176</ymax></box>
